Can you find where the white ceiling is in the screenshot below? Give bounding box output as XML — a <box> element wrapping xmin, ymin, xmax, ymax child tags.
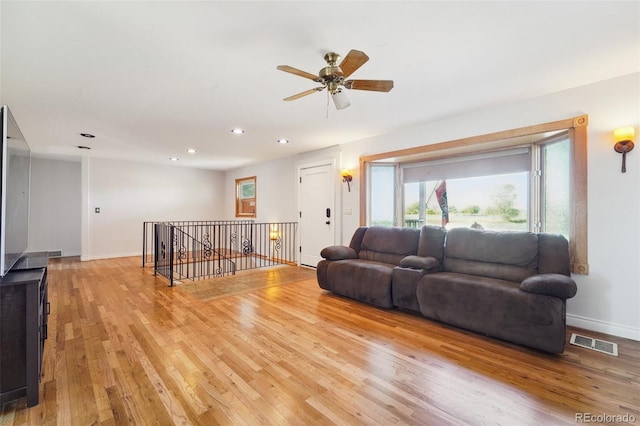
<box><xmin>1</xmin><ymin>1</ymin><xmax>638</xmax><ymax>171</ymax></box>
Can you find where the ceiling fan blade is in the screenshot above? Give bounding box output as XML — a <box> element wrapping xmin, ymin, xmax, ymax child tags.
<box><xmin>283</xmin><ymin>87</ymin><xmax>325</xmax><ymax>101</ymax></box>
<box><xmin>344</xmin><ymin>79</ymin><xmax>394</xmax><ymax>92</ymax></box>
<box><xmin>339</xmin><ymin>50</ymin><xmax>369</xmax><ymax>78</ymax></box>
<box><xmin>276</xmin><ymin>65</ymin><xmax>319</xmax><ymax>81</ymax></box>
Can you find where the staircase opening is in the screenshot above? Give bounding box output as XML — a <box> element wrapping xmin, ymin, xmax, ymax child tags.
<box><xmin>142</xmin><ymin>221</ymin><xmax>297</xmax><ymax>286</ymax></box>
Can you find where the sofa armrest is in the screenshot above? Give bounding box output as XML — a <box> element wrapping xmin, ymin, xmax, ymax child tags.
<box><xmin>320</xmin><ymin>246</ymin><xmax>359</xmax><ymax>261</ymax></box>
<box><xmin>399</xmin><ymin>256</ymin><xmax>440</xmax><ymax>272</ymax></box>
<box><xmin>520</xmin><ymin>274</ymin><xmax>577</xmax><ymax>299</ymax></box>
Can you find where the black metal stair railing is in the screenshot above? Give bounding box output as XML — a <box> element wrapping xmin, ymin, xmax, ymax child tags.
<box><xmin>143</xmin><ymin>220</ymin><xmax>253</xmax><ymax>267</ymax></box>
<box><xmin>147</xmin><ymin>221</ymin><xmax>298</xmax><ymax>286</ymax></box>
<box><xmin>170</xmin><ymin>225</ymin><xmax>237</xmax><ymax>282</ymax></box>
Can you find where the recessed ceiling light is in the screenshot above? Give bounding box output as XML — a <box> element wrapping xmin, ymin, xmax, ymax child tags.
<box><xmin>80</xmin><ymin>133</ymin><xmax>95</xmax><ymax>138</ymax></box>
<box><xmin>77</xmin><ymin>145</ymin><xmax>91</xmax><ymax>150</ymax></box>
<box><xmin>187</xmin><ymin>148</ymin><xmax>197</xmax><ymax>154</ymax></box>
<box><xmin>230</xmin><ymin>128</ymin><xmax>245</xmax><ymax>135</ymax></box>
<box><xmin>277</xmin><ymin>139</ymin><xmax>289</xmax><ymax>144</ymax></box>
<box><xmin>169</xmin><ymin>157</ymin><xmax>179</xmax><ymax>161</ymax></box>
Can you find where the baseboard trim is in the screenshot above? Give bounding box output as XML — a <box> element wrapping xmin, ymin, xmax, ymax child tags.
<box><xmin>57</xmin><ymin>251</ymin><xmax>81</xmax><ymax>258</ymax></box>
<box><xmin>567</xmin><ymin>314</ymin><xmax>640</xmax><ymax>341</ymax></box>
<box><xmin>81</xmin><ymin>252</ymin><xmax>142</xmax><ymax>262</ymax></box>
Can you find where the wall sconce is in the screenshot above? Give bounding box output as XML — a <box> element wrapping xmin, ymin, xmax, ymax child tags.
<box><xmin>614</xmin><ymin>127</ymin><xmax>635</xmax><ymax>173</ymax></box>
<box><xmin>269</xmin><ymin>229</ymin><xmax>280</xmax><ymax>241</ymax></box>
<box><xmin>341</xmin><ymin>169</ymin><xmax>353</xmax><ymax>192</ymax></box>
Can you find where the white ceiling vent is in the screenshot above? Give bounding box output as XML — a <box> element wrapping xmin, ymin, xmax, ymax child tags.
<box><xmin>570</xmin><ymin>333</ymin><xmax>618</xmax><ymax>356</ymax></box>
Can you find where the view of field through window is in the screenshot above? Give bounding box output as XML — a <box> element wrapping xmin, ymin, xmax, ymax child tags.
<box><xmin>403</xmin><ymin>173</ymin><xmax>529</xmax><ymax>231</ymax></box>
<box><xmin>369</xmin><ymin>137</ymin><xmax>570</xmax><ymax>238</ymax></box>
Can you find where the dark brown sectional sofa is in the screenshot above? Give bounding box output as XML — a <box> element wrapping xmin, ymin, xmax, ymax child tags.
<box><xmin>316</xmin><ymin>225</ymin><xmax>577</xmax><ymax>353</ymax></box>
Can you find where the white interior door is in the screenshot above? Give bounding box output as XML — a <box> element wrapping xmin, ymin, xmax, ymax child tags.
<box><xmin>299</xmin><ymin>163</ymin><xmax>334</xmax><ymax>267</ymax></box>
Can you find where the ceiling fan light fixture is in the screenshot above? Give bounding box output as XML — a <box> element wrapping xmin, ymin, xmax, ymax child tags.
<box><xmin>332</xmin><ymin>90</ymin><xmax>350</xmax><ymax>110</ymax></box>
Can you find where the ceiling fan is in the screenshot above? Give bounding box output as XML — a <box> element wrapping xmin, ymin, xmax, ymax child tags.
<box><xmin>277</xmin><ymin>49</ymin><xmax>394</xmax><ymax>110</ymax></box>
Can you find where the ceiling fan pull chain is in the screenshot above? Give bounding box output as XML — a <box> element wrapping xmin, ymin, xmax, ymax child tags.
<box><xmin>326</xmin><ymin>90</ymin><xmax>330</xmax><ymax>119</ymax></box>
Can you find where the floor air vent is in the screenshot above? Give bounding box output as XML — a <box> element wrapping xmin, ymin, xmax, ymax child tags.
<box><xmin>47</xmin><ymin>250</ymin><xmax>63</xmax><ymax>258</ymax></box>
<box><xmin>570</xmin><ymin>333</ymin><xmax>618</xmax><ymax>356</ymax></box>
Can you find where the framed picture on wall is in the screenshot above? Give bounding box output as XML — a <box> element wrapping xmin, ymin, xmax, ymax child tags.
<box><xmin>235</xmin><ymin>176</ymin><xmax>256</xmax><ymax>218</ymax></box>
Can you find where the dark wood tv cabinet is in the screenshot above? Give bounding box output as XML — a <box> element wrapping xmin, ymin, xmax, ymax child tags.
<box><xmin>0</xmin><ymin>252</ymin><xmax>49</xmax><ymax>407</ymax></box>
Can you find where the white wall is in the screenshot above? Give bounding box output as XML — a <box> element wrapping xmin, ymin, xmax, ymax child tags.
<box><xmin>222</xmin><ymin>155</ymin><xmax>301</xmax><ymax>222</ymax></box>
<box><xmin>29</xmin><ymin>157</ymin><xmax>81</xmax><ymax>256</ymax></box>
<box><xmin>82</xmin><ymin>157</ymin><xmax>224</xmax><ymax>260</ymax></box>
<box><xmin>222</xmin><ymin>146</ymin><xmax>345</xmax><ymax>254</ymax></box>
<box><xmin>226</xmin><ymin>73</ymin><xmax>640</xmax><ymax>341</ymax></box>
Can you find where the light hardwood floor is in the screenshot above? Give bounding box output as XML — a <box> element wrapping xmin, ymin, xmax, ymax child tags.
<box><xmin>1</xmin><ymin>256</ymin><xmax>639</xmax><ymax>425</ymax></box>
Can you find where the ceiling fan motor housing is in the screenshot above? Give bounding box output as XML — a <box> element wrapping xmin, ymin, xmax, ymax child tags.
<box><xmin>319</xmin><ymin>65</ymin><xmax>344</xmax><ymax>81</ymax></box>
<box><xmin>319</xmin><ymin>52</ymin><xmax>344</xmax><ymax>87</ymax></box>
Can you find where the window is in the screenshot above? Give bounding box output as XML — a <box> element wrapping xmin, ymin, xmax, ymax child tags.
<box><xmin>540</xmin><ymin>137</ymin><xmax>570</xmax><ymax>236</ymax></box>
<box><xmin>401</xmin><ymin>148</ymin><xmax>531</xmax><ymax>232</ymax></box>
<box><xmin>404</xmin><ymin>174</ymin><xmax>530</xmax><ymax>231</ymax></box>
<box><xmin>359</xmin><ymin>115</ymin><xmax>588</xmax><ymax>274</ymax></box>
<box><xmin>235</xmin><ymin>176</ymin><xmax>256</xmax><ymax>218</ymax></box>
<box><xmin>369</xmin><ymin>164</ymin><xmax>396</xmax><ymax>226</ymax></box>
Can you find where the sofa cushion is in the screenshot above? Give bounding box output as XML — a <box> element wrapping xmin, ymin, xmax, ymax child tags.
<box><xmin>443</xmin><ymin>228</ymin><xmax>538</xmax><ymax>282</ymax></box>
<box><xmin>348</xmin><ymin>227</ymin><xmax>368</xmax><ymax>253</ymax></box>
<box><xmin>317</xmin><ymin>259</ymin><xmax>395</xmax><ymax>308</ymax></box>
<box><xmin>537</xmin><ymin>233</ymin><xmax>571</xmax><ymax>276</ymax></box>
<box><xmin>417</xmin><ymin>272</ymin><xmax>567</xmax><ymax>353</ymax></box>
<box><xmin>417</xmin><ymin>225</ymin><xmax>447</xmax><ymax>262</ymax></box>
<box><xmin>358</xmin><ymin>226</ymin><xmax>421</xmax><ymax>266</ymax></box>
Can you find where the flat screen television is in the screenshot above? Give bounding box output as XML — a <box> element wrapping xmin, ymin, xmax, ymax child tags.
<box><xmin>0</xmin><ymin>105</ymin><xmax>31</xmax><ymax>277</ymax></box>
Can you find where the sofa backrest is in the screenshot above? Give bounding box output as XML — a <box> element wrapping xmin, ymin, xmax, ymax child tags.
<box><xmin>348</xmin><ymin>225</ymin><xmax>571</xmax><ymax>277</ymax></box>
<box><xmin>417</xmin><ymin>225</ymin><xmax>447</xmax><ymax>262</ymax></box>
<box><xmin>443</xmin><ymin>228</ymin><xmax>539</xmax><ymax>282</ymax></box>
<box><xmin>538</xmin><ymin>233</ymin><xmax>571</xmax><ymax>276</ymax></box>
<box><xmin>356</xmin><ymin>226</ymin><xmax>421</xmax><ymax>265</ymax></box>
<box><xmin>348</xmin><ymin>227</ymin><xmax>368</xmax><ymax>253</ymax></box>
